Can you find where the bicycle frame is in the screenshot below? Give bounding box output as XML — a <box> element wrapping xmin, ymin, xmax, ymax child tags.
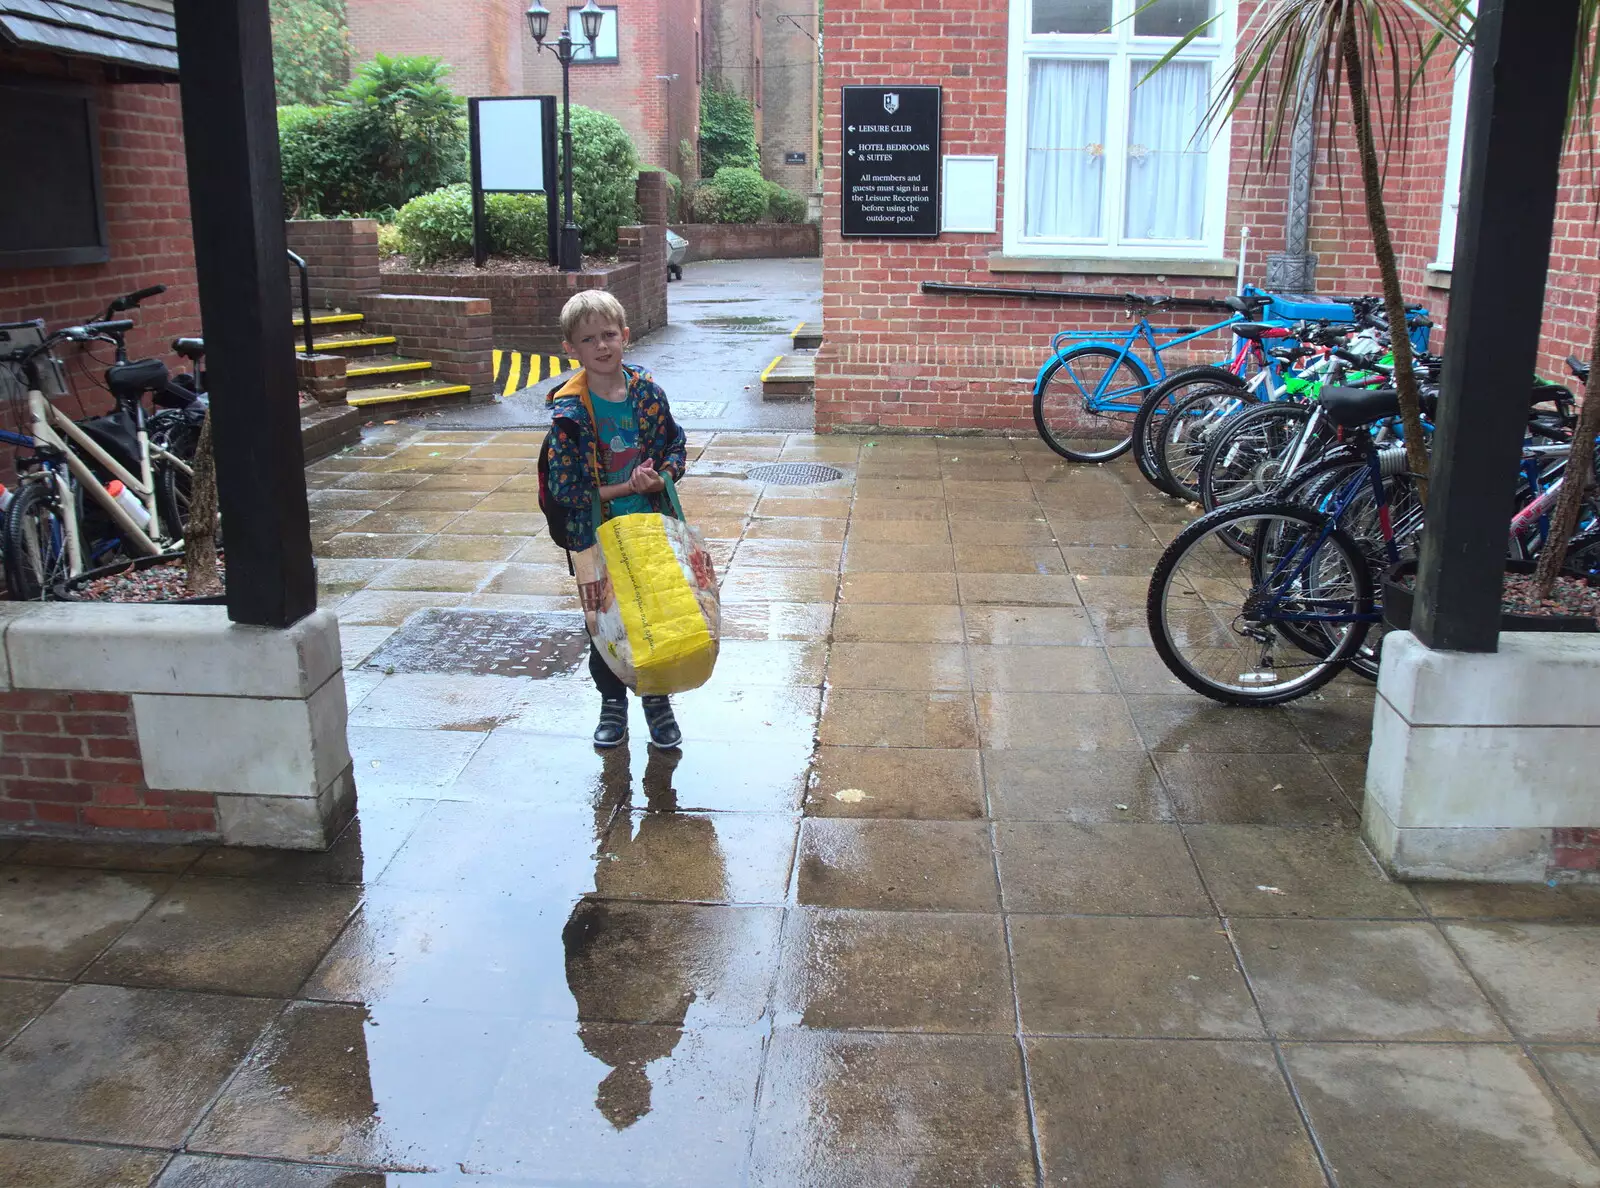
<box><xmin>22</xmin><ymin>386</ymin><xmax>187</xmax><ymax>567</ymax></box>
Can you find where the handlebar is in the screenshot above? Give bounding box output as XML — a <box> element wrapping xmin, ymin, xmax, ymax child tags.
<box><xmin>106</xmin><ymin>284</ymin><xmax>166</xmax><ymax>317</ymax></box>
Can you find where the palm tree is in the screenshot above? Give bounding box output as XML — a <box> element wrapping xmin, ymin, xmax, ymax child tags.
<box><xmin>1151</xmin><ymin>0</ymin><xmax>1473</xmax><ymax>504</ymax></box>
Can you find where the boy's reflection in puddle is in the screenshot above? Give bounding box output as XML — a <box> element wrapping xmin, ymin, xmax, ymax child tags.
<box><xmin>562</xmin><ymin>745</ymin><xmax>727</xmax><ymax>1129</ymax></box>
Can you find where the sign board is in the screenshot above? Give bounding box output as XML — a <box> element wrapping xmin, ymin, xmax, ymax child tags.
<box><xmin>942</xmin><ymin>155</ymin><xmax>998</xmax><ymax>233</ymax></box>
<box><xmin>841</xmin><ymin>85</ymin><xmax>940</xmax><ymax>237</ymax></box>
<box><xmin>785</xmin><ymin>151</ymin><xmax>807</xmax><ymax>165</ymax></box>
<box><xmin>468</xmin><ymin>96</ymin><xmax>559</xmax><ymax>266</ymax></box>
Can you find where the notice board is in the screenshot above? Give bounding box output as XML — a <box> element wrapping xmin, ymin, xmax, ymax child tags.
<box><xmin>841</xmin><ymin>85</ymin><xmax>941</xmax><ymax>238</ymax></box>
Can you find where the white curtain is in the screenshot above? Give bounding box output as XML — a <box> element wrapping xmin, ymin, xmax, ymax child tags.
<box><xmin>1026</xmin><ymin>59</ymin><xmax>1109</xmax><ymax>238</ymax></box>
<box><xmin>1124</xmin><ymin>61</ymin><xmax>1209</xmax><ymax>241</ymax></box>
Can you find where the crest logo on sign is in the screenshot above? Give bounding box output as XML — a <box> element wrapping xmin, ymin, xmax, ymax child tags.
<box><xmin>883</xmin><ymin>93</ymin><xmax>899</xmax><ymax>114</ymax></box>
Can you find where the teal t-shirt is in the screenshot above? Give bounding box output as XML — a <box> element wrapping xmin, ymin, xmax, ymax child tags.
<box><xmin>592</xmin><ymin>390</ymin><xmax>652</xmax><ymax>517</ymax></box>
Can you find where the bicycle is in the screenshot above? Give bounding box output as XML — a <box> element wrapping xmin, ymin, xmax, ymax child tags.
<box><xmin>1033</xmin><ymin>291</ymin><xmax>1264</xmax><ymax>464</ymax></box>
<box><xmin>1147</xmin><ymin>381</ymin><xmax>1595</xmax><ymax>706</ymax></box>
<box><xmin>2</xmin><ymin>291</ymin><xmax>202</xmax><ymax>599</ymax></box>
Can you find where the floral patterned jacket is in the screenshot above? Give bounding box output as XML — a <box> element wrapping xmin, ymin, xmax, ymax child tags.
<box><xmin>544</xmin><ymin>363</ymin><xmax>687</xmax><ymax>551</ymax></box>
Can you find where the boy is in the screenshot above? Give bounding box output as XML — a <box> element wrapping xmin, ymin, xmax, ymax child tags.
<box><xmin>545</xmin><ymin>290</ymin><xmax>688</xmax><ymax>750</ymax></box>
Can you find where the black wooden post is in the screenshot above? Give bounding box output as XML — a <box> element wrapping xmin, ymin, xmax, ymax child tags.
<box><xmin>173</xmin><ymin>0</ymin><xmax>316</xmax><ymax>628</ymax></box>
<box><xmin>1412</xmin><ymin>0</ymin><xmax>1579</xmax><ymax>653</ymax></box>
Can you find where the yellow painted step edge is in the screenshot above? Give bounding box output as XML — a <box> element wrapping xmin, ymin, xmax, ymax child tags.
<box><xmin>313</xmin><ymin>335</ymin><xmax>398</xmax><ymax>350</ymax></box>
<box><xmin>346</xmin><ymin>359</ymin><xmax>432</xmax><ymax>378</ymax></box>
<box><xmin>347</xmin><ymin>383</ymin><xmax>472</xmax><ymax>408</ymax></box>
<box><xmin>760</xmin><ymin>355</ymin><xmax>783</xmax><ymax>381</ymax></box>
<box><xmin>293</xmin><ymin>312</ymin><xmax>365</xmax><ymax>327</ymax></box>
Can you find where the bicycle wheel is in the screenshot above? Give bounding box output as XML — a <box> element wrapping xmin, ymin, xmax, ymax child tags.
<box><xmin>1148</xmin><ymin>499</ymin><xmax>1373</xmax><ymax>706</ymax></box>
<box><xmin>1034</xmin><ymin>346</ymin><xmax>1151</xmax><ymax>463</ymax></box>
<box><xmin>1200</xmin><ymin>401</ymin><xmax>1324</xmax><ymax>513</ymax></box>
<box><xmin>155</xmin><ymin>459</ymin><xmax>190</xmax><ymax>543</ymax></box>
<box><xmin>1155</xmin><ymin>387</ymin><xmax>1257</xmax><ymax>503</ymax></box>
<box><xmin>1131</xmin><ymin>365</ymin><xmax>1248</xmax><ymax>495</ymax></box>
<box><xmin>5</xmin><ymin>480</ymin><xmax>71</xmax><ymax>601</ymax></box>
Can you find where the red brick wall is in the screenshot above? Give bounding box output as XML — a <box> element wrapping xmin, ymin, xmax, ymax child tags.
<box><xmin>364</xmin><ymin>294</ymin><xmax>496</xmax><ymax>393</ymax></box>
<box><xmin>0</xmin><ymin>691</ymin><xmax>216</xmax><ymax>836</ymax></box>
<box><xmin>815</xmin><ymin>0</ymin><xmax>1600</xmax><ymax>433</ymax></box>
<box><xmin>520</xmin><ymin>0</ymin><xmax>702</xmax><ymax>176</ymax></box>
<box><xmin>347</xmin><ymin>0</ymin><xmax>525</xmax><ymax>97</ymax></box>
<box><xmin>380</xmin><ymin>263</ymin><xmax>643</xmax><ymax>351</ymax></box>
<box><xmin>670</xmin><ymin>222</ymin><xmax>820</xmax><ymax>261</ymax></box>
<box><xmin>1553</xmin><ymin>828</ymin><xmax>1600</xmax><ymax>877</ymax></box>
<box><xmin>287</xmin><ymin>219</ymin><xmax>382</xmax><ymax>313</ymax></box>
<box><xmin>0</xmin><ymin>59</ymin><xmax>199</xmax><ymax>380</ymax></box>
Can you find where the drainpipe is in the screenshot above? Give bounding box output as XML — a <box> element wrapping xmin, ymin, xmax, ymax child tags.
<box><xmin>1266</xmin><ymin>54</ymin><xmax>1320</xmax><ymax>294</ymax></box>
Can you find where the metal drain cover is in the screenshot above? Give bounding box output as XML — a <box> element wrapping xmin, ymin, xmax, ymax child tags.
<box><xmin>747</xmin><ymin>462</ymin><xmax>846</xmax><ymax>486</ymax></box>
<box><xmin>364</xmin><ymin>609</ymin><xmax>589</xmax><ymax>678</ymax></box>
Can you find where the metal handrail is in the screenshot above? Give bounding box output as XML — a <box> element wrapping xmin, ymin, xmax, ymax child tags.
<box><xmin>287</xmin><ymin>249</ymin><xmax>315</xmax><ymax>358</ymax></box>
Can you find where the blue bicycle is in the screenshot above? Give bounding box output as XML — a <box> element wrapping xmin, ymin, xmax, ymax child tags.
<box><xmin>1032</xmin><ymin>291</ymin><xmax>1258</xmax><ymax>464</ymax></box>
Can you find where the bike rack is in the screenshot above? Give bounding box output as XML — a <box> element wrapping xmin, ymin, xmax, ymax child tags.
<box><xmin>287</xmin><ymin>249</ymin><xmax>316</xmax><ymax>358</ymax></box>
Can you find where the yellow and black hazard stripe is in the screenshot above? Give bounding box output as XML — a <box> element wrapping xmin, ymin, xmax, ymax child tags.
<box><xmin>491</xmin><ymin>351</ymin><xmax>580</xmax><ymax>396</ymax></box>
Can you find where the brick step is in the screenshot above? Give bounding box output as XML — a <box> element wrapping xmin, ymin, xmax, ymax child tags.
<box><xmin>493</xmin><ymin>349</ymin><xmax>580</xmax><ymax>396</ymax></box>
<box><xmin>791</xmin><ymin>321</ymin><xmax>822</xmax><ymax>351</ymax></box>
<box><xmin>761</xmin><ymin>351</ymin><xmax>815</xmax><ymax>402</ymax></box>
<box><xmin>311</xmin><ymin>331</ymin><xmax>398</xmax><ymax>358</ymax></box>
<box><xmin>293</xmin><ymin>309</ymin><xmax>364</xmax><ymax>330</ymax></box>
<box><xmin>345</xmin><ymin>354</ymin><xmax>434</xmax><ymax>389</ymax></box>
<box><xmin>347</xmin><ymin>378</ymin><xmax>474</xmax><ymax>412</ymax></box>
<box><xmin>301</xmin><ymin>402</ymin><xmax>362</xmax><ymax>463</ymax></box>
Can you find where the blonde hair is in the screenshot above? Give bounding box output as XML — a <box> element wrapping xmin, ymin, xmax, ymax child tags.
<box><xmin>560</xmin><ymin>290</ymin><xmax>628</xmax><ymax>343</ymax></box>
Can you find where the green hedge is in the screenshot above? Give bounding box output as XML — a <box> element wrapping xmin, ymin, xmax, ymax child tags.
<box><xmin>278</xmin><ymin>54</ymin><xmax>467</xmax><ymax>217</ymax></box>
<box><xmin>393</xmin><ymin>183</ymin><xmax>564</xmax><ymax>266</ymax></box>
<box><xmin>688</xmin><ymin>168</ymin><xmax>809</xmax><ymax>226</ymax></box>
<box><xmin>558</xmin><ymin>105</ymin><xmax>639</xmax><ymax>254</ymax></box>
<box><xmin>699</xmin><ymin>86</ymin><xmax>758</xmax><ymax>177</ymax></box>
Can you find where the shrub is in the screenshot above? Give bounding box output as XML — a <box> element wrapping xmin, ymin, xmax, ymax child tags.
<box><xmin>558</xmin><ymin>105</ymin><xmax>639</xmax><ymax>254</ymax></box>
<box><xmin>393</xmin><ymin>184</ymin><xmax>472</xmax><ymax>265</ymax></box>
<box><xmin>393</xmin><ymin>183</ymin><xmax>560</xmax><ymax>264</ymax></box>
<box><xmin>708</xmin><ymin>166</ymin><xmax>768</xmax><ymax>223</ymax></box>
<box><xmin>277</xmin><ymin>54</ymin><xmax>468</xmax><ymax>217</ymax></box>
<box><xmin>376</xmin><ymin>223</ymin><xmax>403</xmax><ymax>258</ymax></box>
<box><xmin>765</xmin><ymin>181</ymin><xmax>808</xmax><ymax>223</ymax></box>
<box><xmin>699</xmin><ymin>86</ymin><xmax>758</xmax><ymax>177</ymax></box>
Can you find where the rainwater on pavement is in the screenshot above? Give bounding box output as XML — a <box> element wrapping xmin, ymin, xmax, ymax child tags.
<box><xmin>3</xmin><ymin>431</ymin><xmax>1600</xmax><ymax>1183</ymax></box>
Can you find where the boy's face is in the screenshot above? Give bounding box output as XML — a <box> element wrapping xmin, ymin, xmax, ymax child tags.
<box><xmin>564</xmin><ymin>314</ymin><xmax>630</xmax><ymax>379</ymax></box>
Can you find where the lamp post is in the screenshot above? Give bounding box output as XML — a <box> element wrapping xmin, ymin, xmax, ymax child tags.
<box><xmin>526</xmin><ymin>0</ymin><xmax>603</xmax><ymax>272</ymax></box>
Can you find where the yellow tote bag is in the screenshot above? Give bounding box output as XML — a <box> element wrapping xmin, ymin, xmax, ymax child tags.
<box><xmin>574</xmin><ymin>475</ymin><xmax>720</xmax><ymax>695</ymax></box>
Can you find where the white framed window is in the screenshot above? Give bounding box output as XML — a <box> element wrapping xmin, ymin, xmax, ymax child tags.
<box><xmin>1003</xmin><ymin>0</ymin><xmax>1236</xmax><ymax>260</ymax></box>
<box><xmin>569</xmin><ymin>6</ymin><xmax>619</xmax><ymax>64</ymax></box>
<box><xmin>1434</xmin><ymin>36</ymin><xmax>1472</xmax><ymax>269</ymax></box>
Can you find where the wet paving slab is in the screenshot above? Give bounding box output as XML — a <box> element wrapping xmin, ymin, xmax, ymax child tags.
<box><xmin>3</xmin><ymin>431</ymin><xmax>1599</xmax><ymax>1185</ymax></box>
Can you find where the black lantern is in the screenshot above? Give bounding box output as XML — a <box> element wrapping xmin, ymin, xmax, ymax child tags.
<box><xmin>526</xmin><ymin>1</ymin><xmax>603</xmax><ymax>271</ymax></box>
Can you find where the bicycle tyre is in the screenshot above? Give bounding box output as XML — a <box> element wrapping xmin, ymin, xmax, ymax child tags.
<box><xmin>1199</xmin><ymin>401</ymin><xmax>1321</xmax><ymax>514</ymax></box>
<box><xmin>1130</xmin><ymin>365</ymin><xmax>1248</xmax><ymax>496</ymax></box>
<box><xmin>4</xmin><ymin>481</ymin><xmax>70</xmax><ymax>601</ymax></box>
<box><xmin>1033</xmin><ymin>346</ymin><xmax>1151</xmax><ymax>463</ymax></box>
<box><xmin>1155</xmin><ymin>387</ymin><xmax>1258</xmax><ymax>503</ymax></box>
<box><xmin>1148</xmin><ymin>499</ymin><xmax>1373</xmax><ymax>706</ymax></box>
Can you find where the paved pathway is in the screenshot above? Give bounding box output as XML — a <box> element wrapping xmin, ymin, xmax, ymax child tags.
<box><xmin>1</xmin><ymin>428</ymin><xmax>1599</xmax><ymax>1185</ymax></box>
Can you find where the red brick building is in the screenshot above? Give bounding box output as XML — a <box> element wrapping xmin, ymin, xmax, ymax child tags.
<box><xmin>815</xmin><ymin>0</ymin><xmax>1599</xmax><ymax>433</ymax></box>
<box><xmin>347</xmin><ymin>0</ymin><xmax>702</xmax><ymax>179</ymax></box>
<box><xmin>0</xmin><ymin>0</ymin><xmax>199</xmax><ymax>373</ymax></box>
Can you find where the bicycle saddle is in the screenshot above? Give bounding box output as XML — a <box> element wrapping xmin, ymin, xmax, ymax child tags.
<box><xmin>106</xmin><ymin>357</ymin><xmax>169</xmax><ymax>395</ymax></box>
<box><xmin>1229</xmin><ymin>322</ymin><xmax>1291</xmax><ymax>341</ymax></box>
<box><xmin>1320</xmin><ymin>386</ymin><xmax>1437</xmax><ymax>430</ymax></box>
<box><xmin>172</xmin><ymin>336</ymin><xmax>205</xmax><ymax>361</ymax></box>
<box><xmin>1224</xmin><ymin>294</ymin><xmax>1267</xmax><ymax>318</ymax></box>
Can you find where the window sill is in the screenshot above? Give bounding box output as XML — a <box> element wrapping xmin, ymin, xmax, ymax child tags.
<box><xmin>1424</xmin><ymin>265</ymin><xmax>1452</xmax><ymax>290</ymax></box>
<box><xmin>988</xmin><ymin>252</ymin><xmax>1236</xmax><ymax>278</ymax></box>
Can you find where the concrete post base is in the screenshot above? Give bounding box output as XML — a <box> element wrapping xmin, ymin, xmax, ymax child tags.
<box><xmin>1364</xmin><ymin>630</ymin><xmax>1600</xmax><ymax>883</ymax></box>
<box><xmin>1</xmin><ymin>603</ymin><xmax>354</xmax><ymax>850</ymax></box>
